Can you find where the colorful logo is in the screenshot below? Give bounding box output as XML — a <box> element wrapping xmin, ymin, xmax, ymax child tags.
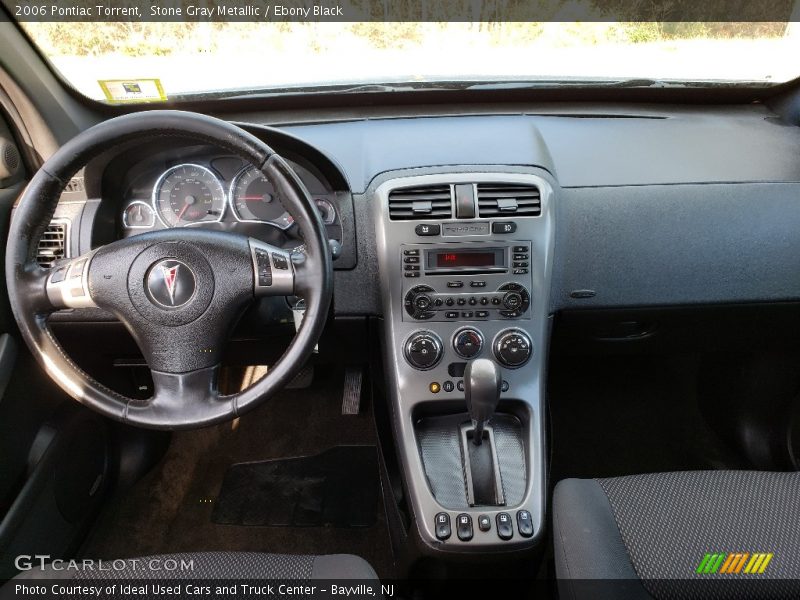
<box><xmin>696</xmin><ymin>553</ymin><xmax>774</xmax><ymax>575</ymax></box>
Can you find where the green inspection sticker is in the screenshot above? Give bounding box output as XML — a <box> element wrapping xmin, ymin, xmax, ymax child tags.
<box><xmin>98</xmin><ymin>78</ymin><xmax>167</xmax><ymax>104</ymax></box>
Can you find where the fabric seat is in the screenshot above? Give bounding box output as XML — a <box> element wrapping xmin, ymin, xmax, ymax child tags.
<box><xmin>553</xmin><ymin>471</ymin><xmax>800</xmax><ymax>600</ymax></box>
<box><xmin>9</xmin><ymin>552</ymin><xmax>377</xmax><ymax>582</ymax></box>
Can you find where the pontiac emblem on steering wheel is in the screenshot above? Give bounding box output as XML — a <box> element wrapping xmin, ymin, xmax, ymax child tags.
<box><xmin>146</xmin><ymin>259</ymin><xmax>196</xmax><ymax>308</ymax></box>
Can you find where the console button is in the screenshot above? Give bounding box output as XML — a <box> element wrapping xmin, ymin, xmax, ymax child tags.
<box><xmin>503</xmin><ymin>291</ymin><xmax>523</xmax><ymax>310</ymax></box>
<box><xmin>478</xmin><ymin>515</ymin><xmax>492</xmax><ymax>532</ymax></box>
<box><xmin>435</xmin><ymin>513</ymin><xmax>451</xmax><ymax>540</ymax></box>
<box><xmin>494</xmin><ymin>329</ymin><xmax>533</xmax><ymax>368</ymax></box>
<box><xmin>496</xmin><ymin>512</ymin><xmax>514</xmax><ymax>540</ymax></box>
<box><xmin>456</xmin><ymin>514</ymin><xmax>474</xmax><ymax>541</ymax></box>
<box><xmin>457</xmin><ymin>380</ymin><xmax>465</xmax><ymax>392</ymax></box>
<box><xmin>415</xmin><ymin>224</ymin><xmax>440</xmax><ymax>236</ymax></box>
<box><xmin>501</xmin><ymin>380</ymin><xmax>510</xmax><ymax>392</ymax></box>
<box><xmin>492</xmin><ymin>222</ymin><xmax>516</xmax><ymax>234</ymax></box>
<box><xmin>404</xmin><ymin>331</ymin><xmax>443</xmax><ymax>370</ymax></box>
<box><xmin>414</xmin><ymin>295</ymin><xmax>432</xmax><ymax>311</ymax></box>
<box><xmin>517</xmin><ymin>510</ymin><xmax>533</xmax><ymax>538</ymax></box>
<box><xmin>443</xmin><ymin>381</ymin><xmax>454</xmax><ymax>392</ymax></box>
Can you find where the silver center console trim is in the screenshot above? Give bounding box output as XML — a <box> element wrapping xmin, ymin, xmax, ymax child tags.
<box><xmin>374</xmin><ymin>171</ymin><xmax>555</xmax><ymax>552</ymax></box>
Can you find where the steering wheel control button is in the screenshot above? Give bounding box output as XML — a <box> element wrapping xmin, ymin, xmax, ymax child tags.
<box><xmin>435</xmin><ymin>512</ymin><xmax>451</xmax><ymax>540</ymax></box>
<box><xmin>69</xmin><ymin>258</ymin><xmax>87</xmax><ymax>279</ymax></box>
<box><xmin>517</xmin><ymin>510</ymin><xmax>534</xmax><ymax>538</ymax></box>
<box><xmin>492</xmin><ymin>221</ymin><xmax>517</xmax><ymax>234</ymax></box>
<box><xmin>415</xmin><ymin>223</ymin><xmax>440</xmax><ymax>236</ymax></box>
<box><xmin>456</xmin><ymin>514</ymin><xmax>474</xmax><ymax>541</ymax></box>
<box><xmin>271</xmin><ymin>252</ymin><xmax>289</xmax><ymax>270</ymax></box>
<box><xmin>453</xmin><ymin>328</ymin><xmax>484</xmax><ymax>359</ymax></box>
<box><xmin>494</xmin><ymin>329</ymin><xmax>533</xmax><ymax>368</ymax></box>
<box><xmin>255</xmin><ymin>250</ymin><xmax>273</xmax><ymax>287</ymax></box>
<box><xmin>145</xmin><ymin>259</ymin><xmax>196</xmax><ymax>308</ymax></box>
<box><xmin>496</xmin><ymin>512</ymin><xmax>514</xmax><ymax>540</ymax></box>
<box><xmin>478</xmin><ymin>514</ymin><xmax>492</xmax><ymax>532</ymax></box>
<box><xmin>404</xmin><ymin>331</ymin><xmax>443</xmax><ymax>370</ymax></box>
<box><xmin>50</xmin><ymin>266</ymin><xmax>68</xmax><ymax>284</ymax></box>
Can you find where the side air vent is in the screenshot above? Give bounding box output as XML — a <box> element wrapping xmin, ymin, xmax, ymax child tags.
<box><xmin>388</xmin><ymin>185</ymin><xmax>452</xmax><ymax>220</ymax></box>
<box><xmin>36</xmin><ymin>221</ymin><xmax>68</xmax><ymax>268</ymax></box>
<box><xmin>477</xmin><ymin>183</ymin><xmax>541</xmax><ymax>218</ymax></box>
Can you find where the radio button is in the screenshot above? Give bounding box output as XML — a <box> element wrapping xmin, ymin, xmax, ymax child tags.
<box><xmin>403</xmin><ymin>249</ymin><xmax>420</xmax><ymax>256</ymax></box>
<box><xmin>513</xmin><ymin>246</ymin><xmax>527</xmax><ymax>253</ymax></box>
<box><xmin>445</xmin><ymin>311</ymin><xmax>459</xmax><ymax>319</ymax></box>
<box><xmin>415</xmin><ymin>224</ymin><xmax>440</xmax><ymax>236</ymax></box>
<box><xmin>503</xmin><ymin>292</ymin><xmax>523</xmax><ymax>311</ymax></box>
<box><xmin>513</xmin><ymin>261</ymin><xmax>528</xmax><ymax>268</ymax></box>
<box><xmin>513</xmin><ymin>268</ymin><xmax>528</xmax><ymax>275</ymax></box>
<box><xmin>445</xmin><ymin>298</ymin><xmax>455</xmax><ymax>306</ymax></box>
<box><xmin>447</xmin><ymin>281</ymin><xmax>464</xmax><ymax>288</ymax></box>
<box><xmin>491</xmin><ymin>297</ymin><xmax>502</xmax><ymax>305</ymax></box>
<box><xmin>404</xmin><ymin>272</ymin><xmax>420</xmax><ymax>278</ymax></box>
<box><xmin>414</xmin><ymin>295</ymin><xmax>432</xmax><ymax>311</ymax></box>
<box><xmin>404</xmin><ymin>256</ymin><xmax>420</xmax><ymax>264</ymax></box>
<box><xmin>470</xmin><ymin>281</ymin><xmax>487</xmax><ymax>288</ymax></box>
<box><xmin>462</xmin><ymin>311</ymin><xmax>474</xmax><ymax>318</ymax></box>
<box><xmin>513</xmin><ymin>253</ymin><xmax>528</xmax><ymax>260</ymax></box>
<box><xmin>457</xmin><ymin>298</ymin><xmax>466</xmax><ymax>306</ymax></box>
<box><xmin>468</xmin><ymin>297</ymin><xmax>477</xmax><ymax>306</ymax></box>
<box><xmin>480</xmin><ymin>297</ymin><xmax>489</xmax><ymax>305</ymax></box>
<box><xmin>476</xmin><ymin>310</ymin><xmax>489</xmax><ymax>318</ymax></box>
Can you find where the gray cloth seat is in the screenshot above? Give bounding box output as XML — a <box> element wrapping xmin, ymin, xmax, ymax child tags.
<box><xmin>553</xmin><ymin>471</ymin><xmax>800</xmax><ymax>600</ymax></box>
<box><xmin>8</xmin><ymin>551</ymin><xmax>377</xmax><ymax>582</ymax></box>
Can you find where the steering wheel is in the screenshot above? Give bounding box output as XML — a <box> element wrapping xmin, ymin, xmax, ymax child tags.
<box><xmin>5</xmin><ymin>111</ymin><xmax>332</xmax><ymax>430</ymax></box>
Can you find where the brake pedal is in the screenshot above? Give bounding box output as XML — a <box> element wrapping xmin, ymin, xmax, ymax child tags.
<box><xmin>342</xmin><ymin>368</ymin><xmax>363</xmax><ymax>415</ymax></box>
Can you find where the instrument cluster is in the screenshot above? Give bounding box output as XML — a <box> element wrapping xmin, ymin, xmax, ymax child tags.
<box><xmin>118</xmin><ymin>154</ymin><xmax>338</xmax><ymax>248</ymax></box>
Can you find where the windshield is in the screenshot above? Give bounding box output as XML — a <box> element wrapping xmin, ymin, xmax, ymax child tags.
<box><xmin>19</xmin><ymin>21</ymin><xmax>800</xmax><ymax>102</ymax></box>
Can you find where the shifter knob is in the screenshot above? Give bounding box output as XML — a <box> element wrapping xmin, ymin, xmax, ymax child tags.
<box><xmin>464</xmin><ymin>358</ymin><xmax>502</xmax><ymax>445</ymax></box>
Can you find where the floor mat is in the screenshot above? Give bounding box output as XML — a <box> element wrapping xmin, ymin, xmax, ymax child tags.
<box><xmin>212</xmin><ymin>446</ymin><xmax>378</xmax><ymax>528</ymax></box>
<box><xmin>79</xmin><ymin>366</ymin><xmax>396</xmax><ymax>579</ymax></box>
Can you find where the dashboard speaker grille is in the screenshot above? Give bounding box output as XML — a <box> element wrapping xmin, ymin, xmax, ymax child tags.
<box><xmin>36</xmin><ymin>222</ymin><xmax>67</xmax><ymax>268</ymax></box>
<box><xmin>477</xmin><ymin>183</ymin><xmax>541</xmax><ymax>217</ymax></box>
<box><xmin>388</xmin><ymin>185</ymin><xmax>453</xmax><ymax>220</ymax></box>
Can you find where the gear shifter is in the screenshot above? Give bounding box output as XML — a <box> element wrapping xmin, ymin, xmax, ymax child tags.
<box><xmin>464</xmin><ymin>358</ymin><xmax>502</xmax><ymax>446</ymax></box>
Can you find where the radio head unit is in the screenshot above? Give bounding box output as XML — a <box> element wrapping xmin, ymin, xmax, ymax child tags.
<box><xmin>426</xmin><ymin>247</ymin><xmax>506</xmax><ymax>274</ymax></box>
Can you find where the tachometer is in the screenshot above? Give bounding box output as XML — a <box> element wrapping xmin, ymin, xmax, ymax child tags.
<box><xmin>152</xmin><ymin>164</ymin><xmax>225</xmax><ymax>228</ymax></box>
<box><xmin>230</xmin><ymin>166</ymin><xmax>294</xmax><ymax>229</ymax></box>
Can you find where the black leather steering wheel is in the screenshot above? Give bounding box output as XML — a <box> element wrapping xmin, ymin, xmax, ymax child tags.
<box><xmin>5</xmin><ymin>110</ymin><xmax>332</xmax><ymax>430</ymax></box>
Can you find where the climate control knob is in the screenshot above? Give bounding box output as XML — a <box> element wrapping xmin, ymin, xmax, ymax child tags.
<box><xmin>404</xmin><ymin>331</ymin><xmax>444</xmax><ymax>370</ymax></box>
<box><xmin>493</xmin><ymin>329</ymin><xmax>533</xmax><ymax>368</ymax></box>
<box><xmin>453</xmin><ymin>328</ymin><xmax>484</xmax><ymax>359</ymax></box>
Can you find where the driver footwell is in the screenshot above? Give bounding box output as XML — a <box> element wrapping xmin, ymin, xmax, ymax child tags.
<box><xmin>78</xmin><ymin>366</ymin><xmax>395</xmax><ymax>578</ymax></box>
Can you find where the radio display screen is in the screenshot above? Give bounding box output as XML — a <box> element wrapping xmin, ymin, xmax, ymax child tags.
<box><xmin>427</xmin><ymin>248</ymin><xmax>505</xmax><ymax>271</ymax></box>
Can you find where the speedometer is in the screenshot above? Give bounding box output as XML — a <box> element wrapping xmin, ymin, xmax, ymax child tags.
<box><xmin>152</xmin><ymin>164</ymin><xmax>226</xmax><ymax>228</ymax></box>
<box><xmin>230</xmin><ymin>166</ymin><xmax>294</xmax><ymax>229</ymax></box>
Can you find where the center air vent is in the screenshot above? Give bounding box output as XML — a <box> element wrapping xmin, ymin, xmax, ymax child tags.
<box><xmin>477</xmin><ymin>183</ymin><xmax>541</xmax><ymax>218</ymax></box>
<box><xmin>388</xmin><ymin>185</ymin><xmax>453</xmax><ymax>220</ymax></box>
<box><xmin>36</xmin><ymin>221</ymin><xmax>68</xmax><ymax>268</ymax></box>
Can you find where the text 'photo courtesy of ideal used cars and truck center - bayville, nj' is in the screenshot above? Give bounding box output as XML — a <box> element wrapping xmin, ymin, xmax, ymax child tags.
<box><xmin>3</xmin><ymin>0</ymin><xmax>800</xmax><ymax>599</ymax></box>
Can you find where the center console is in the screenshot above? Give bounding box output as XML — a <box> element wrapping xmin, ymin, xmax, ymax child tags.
<box><xmin>374</xmin><ymin>170</ymin><xmax>554</xmax><ymax>552</ymax></box>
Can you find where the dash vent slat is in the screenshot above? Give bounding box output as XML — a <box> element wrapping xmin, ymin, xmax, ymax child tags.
<box><xmin>388</xmin><ymin>185</ymin><xmax>453</xmax><ymax>220</ymax></box>
<box><xmin>477</xmin><ymin>183</ymin><xmax>541</xmax><ymax>218</ymax></box>
<box><xmin>36</xmin><ymin>222</ymin><xmax>67</xmax><ymax>268</ymax></box>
